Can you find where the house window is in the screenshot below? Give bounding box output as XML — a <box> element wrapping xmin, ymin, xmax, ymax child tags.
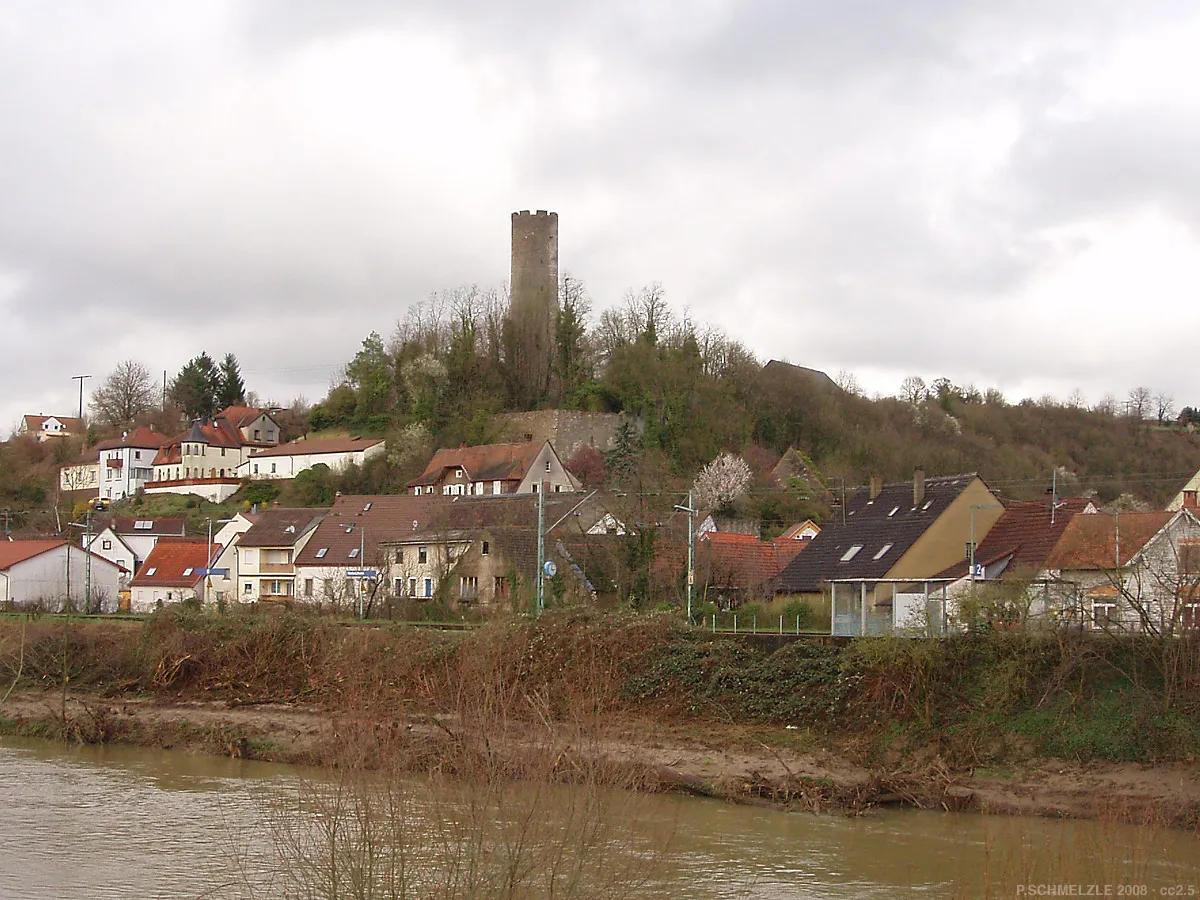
<box><xmin>482</xmin><ymin>541</ymin><xmax>489</xmax><ymax>557</ymax></box>
<box><xmin>182</xmin><ymin>567</ymin><xmax>193</xmax><ymax>577</ymax></box>
<box><xmin>965</xmin><ymin>542</ymin><xmax>976</xmax><ymax>560</ymax></box>
<box><xmin>460</xmin><ymin>576</ymin><xmax>478</xmax><ymax>600</ymax></box>
<box><xmin>1183</xmin><ymin>604</ymin><xmax>1199</xmax><ymax>629</ymax></box>
<box><xmin>102</xmin><ymin>539</ymin><xmax>112</xmax><ymax>550</ymax></box>
<box><xmin>423</xmin><ymin>578</ymin><xmax>432</xmax><ymax>598</ymax></box>
<box><xmin>254</xmin><ymin>429</ymin><xmax>261</xmax><ymax>440</ymax></box>
<box><xmin>493</xmin><ymin>481</ymin><xmax>502</xmax><ymax>494</ymax></box>
<box><xmin>456</xmin><ymin>469</ymin><xmax>462</xmax><ymax>479</ymax></box>
<box><xmin>1092</xmin><ymin>602</ymin><xmax>1116</xmax><ymax>628</ymax></box>
<box><xmin>888</xmin><ymin>507</ymin><xmax>899</xmax><ymax>517</ymax></box>
<box><xmin>395</xmin><ymin>549</ymin><xmax>404</xmax><ymax>564</ymax></box>
<box><xmin>394</xmin><ymin>578</ymin><xmax>403</xmax><ymax>595</ymax></box>
<box><xmin>408</xmin><ymin>577</ymin><xmax>417</xmax><ymax>596</ymax></box>
<box><xmin>419</xmin><ymin>547</ymin><xmax>427</xmax><ymax>564</ymax></box>
<box><xmin>494</xmin><ymin>576</ymin><xmax>509</xmax><ymax>598</ymax></box>
<box><xmin>253</xmin><ymin>464</ymin><xmax>259</xmax><ymax>474</ymax></box>
<box><xmin>840</xmin><ymin>546</ymin><xmax>862</xmax><ymax>562</ymax></box>
<box><xmin>270</xmin><ymin>463</ymin><xmax>276</xmax><ymax>474</ymax></box>
<box><xmin>1180</xmin><ymin>540</ymin><xmax>1200</xmax><ymax>574</ymax></box>
<box><xmin>244</xmin><ymin>583</ymin><xmax>252</xmax><ymax>595</ymax></box>
<box><xmin>873</xmin><ymin>543</ymin><xmax>894</xmax><ymax>560</ymax></box>
<box><xmin>532</xmin><ymin>483</ymin><xmax>539</xmax><ymax>493</ymax></box>
<box><xmin>545</xmin><ymin>461</ymin><xmax>551</xmax><ymax>472</ymax></box>
<box><xmin>304</xmin><ymin>579</ymin><xmax>314</xmax><ymax>598</ymax></box>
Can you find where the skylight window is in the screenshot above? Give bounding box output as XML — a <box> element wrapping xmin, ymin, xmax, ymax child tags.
<box><xmin>349</xmin><ymin>548</ymin><xmax>360</xmax><ymax>559</ymax></box>
<box><xmin>840</xmin><ymin>545</ymin><xmax>862</xmax><ymax>562</ymax></box>
<box><xmin>145</xmin><ymin>567</ymin><xmax>157</xmax><ymax>576</ymax></box>
<box><xmin>873</xmin><ymin>544</ymin><xmax>894</xmax><ymax>560</ymax></box>
<box><xmin>922</xmin><ymin>500</ymin><xmax>933</xmax><ymax>511</ymax></box>
<box><xmin>363</xmin><ymin>502</ymin><xmax>372</xmax><ymax>512</ymax></box>
<box><xmin>182</xmin><ymin>567</ymin><xmax>193</xmax><ymax>576</ymax></box>
<box><xmin>134</xmin><ymin>520</ymin><xmax>152</xmax><ymax>530</ymax></box>
<box><xmin>888</xmin><ymin>507</ymin><xmax>899</xmax><ymax>517</ymax></box>
<box><xmin>315</xmin><ymin>548</ymin><xmax>328</xmax><ymax>559</ymax></box>
<box><xmin>344</xmin><ymin>525</ymin><xmax>354</xmax><ymax>533</ymax></box>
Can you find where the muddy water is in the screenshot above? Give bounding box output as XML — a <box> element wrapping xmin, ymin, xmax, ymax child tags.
<box><xmin>1</xmin><ymin>736</ymin><xmax>1197</xmax><ymax>899</ymax></box>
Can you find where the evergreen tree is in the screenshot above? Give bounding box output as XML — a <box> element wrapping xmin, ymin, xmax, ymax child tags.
<box><xmin>170</xmin><ymin>353</ymin><xmax>219</xmax><ymax>421</ymax></box>
<box><xmin>216</xmin><ymin>353</ymin><xmax>246</xmax><ymax>409</ymax></box>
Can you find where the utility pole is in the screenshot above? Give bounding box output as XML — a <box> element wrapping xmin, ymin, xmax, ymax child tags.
<box><xmin>358</xmin><ymin>527</ymin><xmax>366</xmax><ymax>619</ymax></box>
<box><xmin>72</xmin><ymin>374</ymin><xmax>91</xmax><ymax>420</ymax></box>
<box><xmin>536</xmin><ymin>485</ymin><xmax>545</xmax><ymax>615</ymax></box>
<box><xmin>674</xmin><ymin>491</ymin><xmax>697</xmax><ymax>622</ymax></box>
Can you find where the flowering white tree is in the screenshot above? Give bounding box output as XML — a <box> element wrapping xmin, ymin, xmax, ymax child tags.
<box><xmin>693</xmin><ymin>453</ymin><xmax>752</xmax><ymax>511</ymax></box>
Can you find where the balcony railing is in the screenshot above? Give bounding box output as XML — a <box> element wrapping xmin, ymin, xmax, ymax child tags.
<box><xmin>258</xmin><ymin>563</ymin><xmax>294</xmax><ymax>574</ymax></box>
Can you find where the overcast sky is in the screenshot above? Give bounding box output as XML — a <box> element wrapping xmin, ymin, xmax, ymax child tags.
<box><xmin>4</xmin><ymin>0</ymin><xmax>1200</xmax><ymax>433</ymax></box>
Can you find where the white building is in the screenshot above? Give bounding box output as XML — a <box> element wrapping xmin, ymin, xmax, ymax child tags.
<box><xmin>20</xmin><ymin>414</ymin><xmax>83</xmax><ymax>442</ymax></box>
<box><xmin>237</xmin><ymin>437</ymin><xmax>386</xmax><ymax>481</ymax></box>
<box><xmin>146</xmin><ymin>406</ymin><xmax>283</xmax><ymax>502</ymax></box>
<box><xmin>127</xmin><ymin>538</ymin><xmax>216</xmax><ymax>613</ymax></box>
<box><xmin>94</xmin><ymin>427</ymin><xmax>172</xmax><ymax>501</ymax></box>
<box><xmin>87</xmin><ymin>517</ymin><xmax>187</xmax><ymax>576</ymax></box>
<box><xmin>0</xmin><ymin>539</ymin><xmax>125</xmax><ymax>612</ymax></box>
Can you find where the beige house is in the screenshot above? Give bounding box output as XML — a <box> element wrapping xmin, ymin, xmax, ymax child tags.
<box><xmin>148</xmin><ymin>406</ymin><xmax>282</xmax><ymax>502</ymax></box>
<box><xmin>233</xmin><ymin>508</ymin><xmax>326</xmax><ymax>603</ymax></box>
<box><xmin>774</xmin><ymin>470</ymin><xmax>1005</xmax><ymax>634</ymax></box>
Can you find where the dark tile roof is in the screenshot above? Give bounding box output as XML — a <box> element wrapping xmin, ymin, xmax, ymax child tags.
<box><xmin>294</xmin><ymin>493</ymin><xmax>581</xmax><ymax>568</ymax></box>
<box><xmin>1044</xmin><ymin>510</ymin><xmax>1176</xmax><ymax>570</ymax></box>
<box><xmin>937</xmin><ymin>498</ymin><xmax>1095</xmax><ymax>579</ymax></box>
<box><xmin>104</xmin><ymin>517</ymin><xmax>187</xmax><ymax>537</ymax></box>
<box><xmin>408</xmin><ymin>441</ymin><xmax>549</xmax><ymax>487</ymax></box>
<box><xmin>129</xmin><ymin>538</ymin><xmax>216</xmax><ymax>588</ymax></box>
<box><xmin>236</xmin><ymin>508</ymin><xmax>327</xmax><ymax>547</ymax></box>
<box><xmin>774</xmin><ymin>474</ymin><xmax>981</xmax><ymax>592</ymax></box>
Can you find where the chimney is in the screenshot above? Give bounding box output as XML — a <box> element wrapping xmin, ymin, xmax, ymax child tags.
<box><xmin>913</xmin><ymin>467</ymin><xmax>926</xmax><ymax>507</ymax></box>
<box><xmin>869</xmin><ymin>475</ymin><xmax>883</xmax><ymax>500</ymax></box>
<box><xmin>1185</xmin><ymin>490</ymin><xmax>1198</xmax><ymax>509</ymax></box>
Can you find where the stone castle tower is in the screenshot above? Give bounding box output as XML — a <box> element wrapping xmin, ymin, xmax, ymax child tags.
<box><xmin>509</xmin><ymin>210</ymin><xmax>558</xmax><ymax>406</ymax></box>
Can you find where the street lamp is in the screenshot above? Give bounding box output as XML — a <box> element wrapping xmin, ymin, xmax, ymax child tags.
<box><xmin>674</xmin><ymin>490</ymin><xmax>696</xmax><ymax>622</ymax></box>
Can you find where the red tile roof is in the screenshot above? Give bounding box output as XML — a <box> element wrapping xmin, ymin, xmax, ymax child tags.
<box><xmin>408</xmin><ymin>441</ymin><xmax>548</xmax><ymax>488</ymax></box>
<box><xmin>938</xmin><ymin>498</ymin><xmax>1095</xmax><ymax>579</ymax></box>
<box><xmin>22</xmin><ymin>415</ymin><xmax>84</xmax><ymax>433</ymax></box>
<box><xmin>94</xmin><ymin>427</ymin><xmax>171</xmax><ymax>452</ymax></box>
<box><xmin>217</xmin><ymin>406</ymin><xmax>274</xmax><ymax>428</ymax></box>
<box><xmin>129</xmin><ymin>538</ymin><xmax>217</xmax><ymax>588</ymax></box>
<box><xmin>702</xmin><ymin>532</ymin><xmax>809</xmax><ymax>586</ymax></box>
<box><xmin>1045</xmin><ymin>511</ymin><xmax>1175</xmax><ymax>571</ymax></box>
<box><xmin>246</xmin><ymin>437</ymin><xmax>383</xmax><ymax>458</ymax></box>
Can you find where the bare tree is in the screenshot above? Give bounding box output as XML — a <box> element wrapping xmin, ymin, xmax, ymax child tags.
<box><xmin>1154</xmin><ymin>390</ymin><xmax>1175</xmax><ymax>424</ymax></box>
<box><xmin>835</xmin><ymin>370</ymin><xmax>863</xmax><ymax>396</ymax></box>
<box><xmin>90</xmin><ymin>360</ymin><xmax>157</xmax><ymax>427</ymax></box>
<box><xmin>1127</xmin><ymin>386</ymin><xmax>1152</xmax><ymax>419</ymax></box>
<box><xmin>899</xmin><ymin>376</ymin><xmax>928</xmax><ymax>405</ymax></box>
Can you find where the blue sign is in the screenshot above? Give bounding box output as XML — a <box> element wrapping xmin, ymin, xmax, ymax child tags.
<box><xmin>195</xmin><ymin>568</ymin><xmax>229</xmax><ymax>577</ymax></box>
<box><xmin>347</xmin><ymin>569</ymin><xmax>378</xmax><ymax>579</ymax></box>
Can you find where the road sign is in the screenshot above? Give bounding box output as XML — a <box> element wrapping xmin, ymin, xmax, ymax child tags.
<box><xmin>347</xmin><ymin>569</ymin><xmax>378</xmax><ymax>579</ymax></box>
<box><xmin>195</xmin><ymin>568</ymin><xmax>228</xmax><ymax>577</ymax></box>
<box><xmin>542</xmin><ymin>560</ymin><xmax>557</xmax><ymax>578</ymax></box>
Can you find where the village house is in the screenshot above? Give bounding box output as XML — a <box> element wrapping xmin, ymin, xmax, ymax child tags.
<box><xmin>236</xmin><ymin>436</ymin><xmax>386</xmax><ymax>481</ymax></box>
<box><xmin>19</xmin><ymin>414</ymin><xmax>83</xmax><ymax>442</ymax></box>
<box><xmin>147</xmin><ymin>406</ymin><xmax>282</xmax><ymax>501</ymax></box>
<box><xmin>698</xmin><ymin>531</ymin><xmax>810</xmax><ymax>606</ymax></box>
<box><xmin>407</xmin><ymin>440</ymin><xmax>578</xmax><ymax>497</ymax></box>
<box><xmin>59</xmin><ymin>457</ymin><xmax>99</xmax><ymax>493</ymax></box>
<box><xmin>773</xmin><ymin>470</ymin><xmax>1005</xmax><ymax>635</ymax></box>
<box><xmin>232</xmin><ymin>508</ymin><xmax>326</xmax><ymax>603</ymax></box>
<box><xmin>204</xmin><ymin>511</ymin><xmax>260</xmax><ymax>604</ymax></box>
<box><xmin>934</xmin><ymin>497</ymin><xmax>1096</xmax><ymax>626</ymax></box>
<box><xmin>94</xmin><ymin>426</ymin><xmax>171</xmax><ymax>501</ymax></box>
<box><xmin>294</xmin><ymin>492</ymin><xmax>604</xmax><ymax>613</ymax></box>
<box><xmin>1041</xmin><ymin>504</ymin><xmax>1200</xmax><ymax>633</ymax></box>
<box><xmin>0</xmin><ymin>539</ymin><xmax>125</xmax><ymax>612</ymax></box>
<box><xmin>128</xmin><ymin>537</ymin><xmax>218</xmax><ymax>613</ymax></box>
<box><xmin>86</xmin><ymin>516</ymin><xmax>187</xmax><ymax>577</ymax></box>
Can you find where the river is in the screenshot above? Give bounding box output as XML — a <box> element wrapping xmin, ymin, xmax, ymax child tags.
<box><xmin>1</xmin><ymin>736</ymin><xmax>1197</xmax><ymax>898</ymax></box>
